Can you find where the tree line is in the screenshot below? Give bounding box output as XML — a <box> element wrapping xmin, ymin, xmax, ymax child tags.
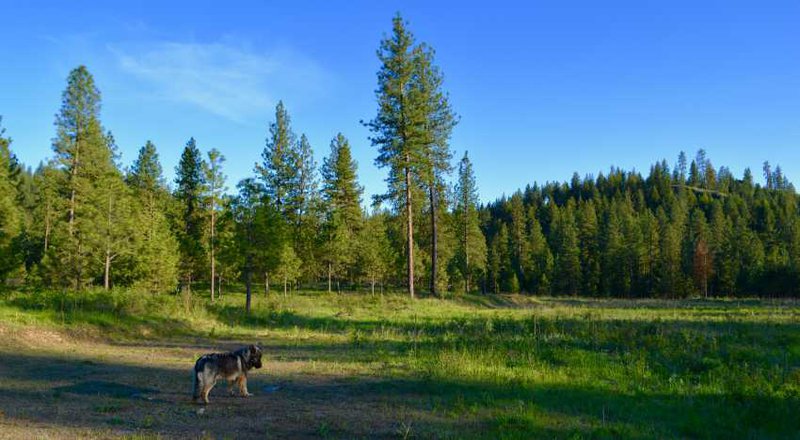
<box><xmin>0</xmin><ymin>15</ymin><xmax>797</xmax><ymax>305</ymax></box>
<box><xmin>483</xmin><ymin>152</ymin><xmax>799</xmax><ymax>298</ymax></box>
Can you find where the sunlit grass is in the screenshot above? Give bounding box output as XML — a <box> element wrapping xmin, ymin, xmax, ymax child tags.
<box><xmin>0</xmin><ymin>288</ymin><xmax>797</xmax><ymax>438</ymax></box>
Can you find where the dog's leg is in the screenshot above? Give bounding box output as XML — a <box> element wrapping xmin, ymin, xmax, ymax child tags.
<box><xmin>202</xmin><ymin>378</ymin><xmax>216</xmax><ymax>404</ymax></box>
<box><xmin>228</xmin><ymin>379</ymin><xmax>236</xmax><ymax>396</ymax></box>
<box><xmin>236</xmin><ymin>376</ymin><xmax>245</xmax><ymax>396</ymax></box>
<box><xmin>238</xmin><ymin>375</ymin><xmax>252</xmax><ymax>397</ymax></box>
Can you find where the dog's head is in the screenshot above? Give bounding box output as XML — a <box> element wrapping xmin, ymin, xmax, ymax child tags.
<box><xmin>247</xmin><ymin>344</ymin><xmax>263</xmax><ymax>369</ymax></box>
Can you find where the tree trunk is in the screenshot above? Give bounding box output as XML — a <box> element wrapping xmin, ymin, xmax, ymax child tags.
<box><xmin>430</xmin><ymin>184</ymin><xmax>438</xmax><ymax>297</ymax></box>
<box><xmin>464</xmin><ymin>194</ymin><xmax>470</xmax><ymax>294</ymax></box>
<box><xmin>68</xmin><ymin>174</ymin><xmax>77</xmax><ymax>234</ymax></box>
<box><xmin>44</xmin><ymin>201</ymin><xmax>51</xmax><ymax>253</ymax></box>
<box><xmin>264</xmin><ymin>272</ymin><xmax>269</xmax><ymax>296</ymax></box>
<box><xmin>104</xmin><ymin>251</ymin><xmax>111</xmax><ymax>290</ymax></box>
<box><xmin>245</xmin><ymin>267</ymin><xmax>252</xmax><ymax>314</ymax></box>
<box><xmin>327</xmin><ymin>262</ymin><xmax>332</xmax><ymax>294</ymax></box>
<box><xmin>704</xmin><ymin>251</ymin><xmax>709</xmax><ymax>298</ymax></box>
<box><xmin>210</xmin><ymin>208</ymin><xmax>216</xmax><ymax>302</ymax></box>
<box><xmin>283</xmin><ymin>276</ymin><xmax>287</xmax><ymax>297</ymax></box>
<box><xmin>219</xmin><ymin>274</ymin><xmax>223</xmax><ymax>297</ymax></box>
<box><xmin>405</xmin><ymin>161</ymin><xmax>415</xmax><ymax>298</ymax></box>
<box><xmin>68</xmin><ymin>131</ymin><xmax>80</xmax><ymax>290</ymax></box>
<box><xmin>371</xmin><ymin>277</ymin><xmax>375</xmax><ymax>296</ymax></box>
<box><xmin>104</xmin><ymin>193</ymin><xmax>113</xmax><ymax>291</ymax></box>
<box><xmin>75</xmin><ymin>242</ymin><xmax>83</xmax><ymax>291</ymax></box>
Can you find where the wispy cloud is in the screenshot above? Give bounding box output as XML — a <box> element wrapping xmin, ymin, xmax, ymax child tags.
<box><xmin>110</xmin><ymin>40</ymin><xmax>327</xmax><ymax>122</ymax></box>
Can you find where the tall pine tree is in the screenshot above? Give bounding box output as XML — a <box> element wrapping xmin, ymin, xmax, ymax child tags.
<box><xmin>366</xmin><ymin>14</ymin><xmax>455</xmax><ymax>297</ymax></box>
<box><xmin>0</xmin><ymin>118</ymin><xmax>22</xmax><ymax>281</ymax></box>
<box><xmin>453</xmin><ymin>152</ymin><xmax>486</xmax><ymax>293</ymax></box>
<box><xmin>47</xmin><ymin>66</ymin><xmax>118</xmax><ymax>289</ymax></box>
<box><xmin>413</xmin><ymin>42</ymin><xmax>457</xmax><ymax>296</ymax></box>
<box><xmin>203</xmin><ymin>148</ymin><xmax>226</xmax><ymax>301</ymax></box>
<box><xmin>321</xmin><ymin>133</ymin><xmax>363</xmax><ymax>292</ymax></box>
<box><xmin>174</xmin><ymin>138</ymin><xmax>206</xmax><ymax>294</ymax></box>
<box><xmin>128</xmin><ymin>141</ymin><xmax>179</xmax><ymax>293</ymax></box>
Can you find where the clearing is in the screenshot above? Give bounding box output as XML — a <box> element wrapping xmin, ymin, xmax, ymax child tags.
<box><xmin>0</xmin><ymin>290</ymin><xmax>798</xmax><ymax>439</ymax></box>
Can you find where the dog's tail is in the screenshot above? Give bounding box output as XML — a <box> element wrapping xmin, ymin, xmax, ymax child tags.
<box><xmin>192</xmin><ymin>367</ymin><xmax>199</xmax><ymax>400</ymax></box>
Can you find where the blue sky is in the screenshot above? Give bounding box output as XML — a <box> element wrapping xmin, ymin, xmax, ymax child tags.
<box><xmin>1</xmin><ymin>0</ymin><xmax>798</xmax><ymax>203</ymax></box>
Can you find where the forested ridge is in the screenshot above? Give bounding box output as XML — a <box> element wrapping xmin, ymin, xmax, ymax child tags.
<box><xmin>483</xmin><ymin>155</ymin><xmax>798</xmax><ymax>298</ymax></box>
<box><xmin>0</xmin><ymin>15</ymin><xmax>797</xmax><ymax>302</ymax></box>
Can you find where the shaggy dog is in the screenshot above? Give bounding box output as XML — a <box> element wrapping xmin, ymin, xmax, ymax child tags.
<box><xmin>192</xmin><ymin>345</ymin><xmax>263</xmax><ymax>404</ymax></box>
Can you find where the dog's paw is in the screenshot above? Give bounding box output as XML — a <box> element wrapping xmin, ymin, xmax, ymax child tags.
<box><xmin>242</xmin><ymin>392</ymin><xmax>252</xmax><ymax>398</ymax></box>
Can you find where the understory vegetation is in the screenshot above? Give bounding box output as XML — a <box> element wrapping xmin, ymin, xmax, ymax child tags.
<box><xmin>1</xmin><ymin>288</ymin><xmax>797</xmax><ymax>438</ymax></box>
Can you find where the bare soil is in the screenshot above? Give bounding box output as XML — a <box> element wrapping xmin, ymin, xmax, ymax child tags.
<box><xmin>0</xmin><ymin>327</ymin><xmax>450</xmax><ymax>439</ymax></box>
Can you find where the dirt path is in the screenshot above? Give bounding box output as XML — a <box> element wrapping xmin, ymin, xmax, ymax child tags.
<box><xmin>0</xmin><ymin>326</ymin><xmax>445</xmax><ymax>439</ymax></box>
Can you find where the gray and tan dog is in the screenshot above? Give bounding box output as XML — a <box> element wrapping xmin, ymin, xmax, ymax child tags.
<box><xmin>192</xmin><ymin>345</ymin><xmax>263</xmax><ymax>404</ymax></box>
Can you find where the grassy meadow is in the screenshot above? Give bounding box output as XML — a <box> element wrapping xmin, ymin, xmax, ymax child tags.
<box><xmin>0</xmin><ymin>288</ymin><xmax>798</xmax><ymax>439</ymax></box>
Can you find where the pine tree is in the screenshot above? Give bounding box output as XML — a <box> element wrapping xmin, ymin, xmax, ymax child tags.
<box><xmin>675</xmin><ymin>151</ymin><xmax>687</xmax><ymax>183</ymax></box>
<box><xmin>365</xmin><ymin>15</ymin><xmax>424</xmax><ymax>297</ymax></box>
<box><xmin>174</xmin><ymin>138</ymin><xmax>207</xmax><ymax>294</ymax></box>
<box><xmin>487</xmin><ymin>225</ymin><xmax>501</xmax><ymax>293</ymax></box>
<box><xmin>203</xmin><ymin>148</ymin><xmax>226</xmax><ymax>301</ymax></box>
<box><xmin>453</xmin><ymin>152</ymin><xmax>486</xmax><ymax>293</ymax></box>
<box><xmin>689</xmin><ymin>208</ymin><xmax>712</xmax><ymax>297</ymax></box>
<box><xmin>527</xmin><ymin>206</ymin><xmax>553</xmax><ymax>294</ymax></box>
<box><xmin>413</xmin><ymin>42</ymin><xmax>457</xmax><ymax>296</ymax></box>
<box><xmin>508</xmin><ymin>192</ymin><xmax>530</xmax><ymax>290</ymax></box>
<box><xmin>90</xmin><ymin>132</ymin><xmax>135</xmax><ymax>290</ymax></box>
<box><xmin>714</xmin><ymin>203</ymin><xmax>739</xmax><ymax>295</ymax></box>
<box><xmin>12</xmin><ymin>164</ymin><xmax>39</xmax><ymax>279</ymax></box>
<box><xmin>230</xmin><ymin>180</ymin><xmax>257</xmax><ymax>312</ymax></box>
<box><xmin>257</xmin><ymin>101</ymin><xmax>298</xmax><ymax>214</ymax></box>
<box><xmin>601</xmin><ymin>204</ymin><xmax>626</xmax><ymax>296</ymax></box>
<box><xmin>763</xmin><ymin>161</ymin><xmax>773</xmax><ymax>190</ymax></box>
<box><xmin>695</xmin><ymin>149</ymin><xmax>708</xmax><ymax>184</ymax></box>
<box><xmin>619</xmin><ymin>196</ymin><xmax>643</xmax><ymax>297</ymax></box>
<box><xmin>276</xmin><ymin>243</ymin><xmax>301</xmax><ymax>296</ymax></box>
<box><xmin>48</xmin><ymin>66</ymin><xmax>118</xmax><ymax>289</ymax></box>
<box><xmin>0</xmin><ymin>118</ymin><xmax>22</xmax><ymax>281</ymax></box>
<box><xmin>128</xmin><ymin>141</ymin><xmax>165</xmax><ymax>190</ymax></box>
<box><xmin>31</xmin><ymin>163</ymin><xmax>60</xmax><ymax>267</ymax></box>
<box><xmin>257</xmin><ymin>103</ymin><xmax>318</xmax><ymax>282</ymax></box>
<box><xmin>128</xmin><ymin>141</ymin><xmax>178</xmax><ymax>293</ymax></box>
<box><xmin>639</xmin><ymin>209</ymin><xmax>660</xmax><ymax>295</ymax></box>
<box><xmin>229</xmin><ymin>179</ymin><xmax>274</xmax><ymax>311</ymax></box>
<box><xmin>492</xmin><ymin>223</ymin><xmax>516</xmax><ymax>292</ymax></box>
<box><xmin>688</xmin><ymin>161</ymin><xmax>701</xmax><ymax>187</ymax></box>
<box><xmin>213</xmin><ymin>196</ymin><xmax>237</xmax><ymax>298</ymax></box>
<box><xmin>656</xmin><ymin>208</ymin><xmax>684</xmax><ymax>297</ymax></box>
<box><xmin>366</xmin><ymin>14</ymin><xmax>457</xmax><ymax>297</ymax></box>
<box><xmin>551</xmin><ymin>202</ymin><xmax>581</xmax><ymax>295</ymax></box>
<box><xmin>292</xmin><ymin>133</ymin><xmax>321</xmax><ymax>281</ymax></box>
<box><xmin>357</xmin><ymin>211</ymin><xmax>395</xmax><ymax>295</ymax></box>
<box><xmin>774</xmin><ymin>165</ymin><xmax>786</xmax><ymax>190</ymax></box>
<box><xmin>577</xmin><ymin>201</ymin><xmax>600</xmax><ymax>296</ymax></box>
<box><xmin>321</xmin><ymin>133</ymin><xmax>363</xmax><ymax>291</ymax></box>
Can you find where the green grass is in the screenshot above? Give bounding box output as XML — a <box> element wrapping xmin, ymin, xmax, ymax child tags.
<box><xmin>0</xmin><ymin>288</ymin><xmax>798</xmax><ymax>438</ymax></box>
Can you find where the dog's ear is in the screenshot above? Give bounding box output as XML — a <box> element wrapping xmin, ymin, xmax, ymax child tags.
<box><xmin>249</xmin><ymin>344</ymin><xmax>257</xmax><ymax>353</ymax></box>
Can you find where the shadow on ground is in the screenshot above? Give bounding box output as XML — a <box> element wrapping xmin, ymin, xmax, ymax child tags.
<box><xmin>1</xmin><ymin>347</ymin><xmax>798</xmax><ymax>439</ymax></box>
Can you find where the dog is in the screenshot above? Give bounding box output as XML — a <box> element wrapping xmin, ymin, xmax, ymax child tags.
<box><xmin>192</xmin><ymin>344</ymin><xmax>263</xmax><ymax>404</ymax></box>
